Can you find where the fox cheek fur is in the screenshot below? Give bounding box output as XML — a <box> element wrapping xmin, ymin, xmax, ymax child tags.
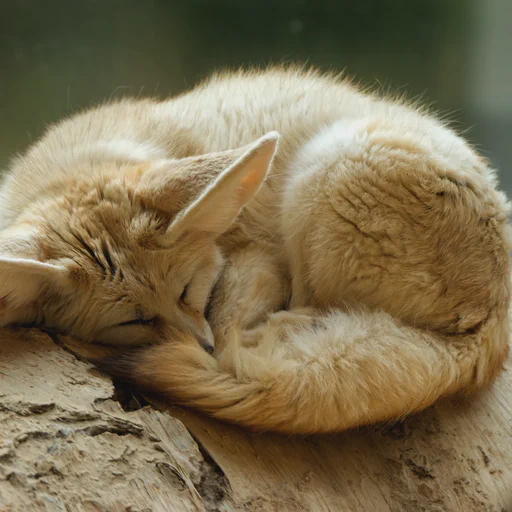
<box><xmin>1</xmin><ymin>68</ymin><xmax>510</xmax><ymax>434</ymax></box>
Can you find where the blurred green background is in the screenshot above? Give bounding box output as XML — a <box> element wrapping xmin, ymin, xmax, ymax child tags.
<box><xmin>1</xmin><ymin>0</ymin><xmax>510</xmax><ymax>191</ymax></box>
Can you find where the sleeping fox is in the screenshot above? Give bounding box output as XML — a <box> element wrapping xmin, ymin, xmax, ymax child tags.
<box><xmin>0</xmin><ymin>68</ymin><xmax>510</xmax><ymax>434</ymax></box>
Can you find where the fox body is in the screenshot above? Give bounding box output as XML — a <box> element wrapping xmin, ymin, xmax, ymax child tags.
<box><xmin>0</xmin><ymin>69</ymin><xmax>510</xmax><ymax>433</ymax></box>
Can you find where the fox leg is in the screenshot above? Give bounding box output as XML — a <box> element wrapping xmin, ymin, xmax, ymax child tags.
<box><xmin>281</xmin><ymin>119</ymin><xmax>510</xmax><ymax>335</ymax></box>
<box><xmin>207</xmin><ymin>244</ymin><xmax>289</xmax><ymax>351</ymax></box>
<box><xmin>241</xmin><ymin>307</ymin><xmax>317</xmax><ymax>348</ymax></box>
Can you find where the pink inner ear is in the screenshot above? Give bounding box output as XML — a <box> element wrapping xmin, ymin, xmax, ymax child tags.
<box><xmin>241</xmin><ymin>173</ymin><xmax>261</xmax><ymax>188</ymax></box>
<box><xmin>238</xmin><ymin>170</ymin><xmax>264</xmax><ymax>203</ymax></box>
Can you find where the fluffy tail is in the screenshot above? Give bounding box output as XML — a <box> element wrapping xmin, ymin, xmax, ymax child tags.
<box><xmin>99</xmin><ymin>307</ymin><xmax>509</xmax><ymax>435</ymax></box>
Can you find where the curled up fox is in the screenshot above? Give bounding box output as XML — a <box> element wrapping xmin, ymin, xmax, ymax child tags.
<box><xmin>0</xmin><ymin>68</ymin><xmax>510</xmax><ymax>434</ymax></box>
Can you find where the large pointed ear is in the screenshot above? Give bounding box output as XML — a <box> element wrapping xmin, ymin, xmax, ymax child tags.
<box><xmin>157</xmin><ymin>131</ymin><xmax>279</xmax><ymax>246</ymax></box>
<box><xmin>0</xmin><ymin>228</ymin><xmax>71</xmax><ymax>324</ymax></box>
<box><xmin>0</xmin><ymin>256</ymin><xmax>69</xmax><ymax>309</ymax></box>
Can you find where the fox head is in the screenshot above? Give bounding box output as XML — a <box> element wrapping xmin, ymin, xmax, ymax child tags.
<box><xmin>0</xmin><ymin>132</ymin><xmax>280</xmax><ymax>350</ymax></box>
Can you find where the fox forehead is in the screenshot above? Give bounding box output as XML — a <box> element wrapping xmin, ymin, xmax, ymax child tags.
<box><xmin>27</xmin><ymin>154</ymin><xmax>230</xmax><ymax>283</ymax></box>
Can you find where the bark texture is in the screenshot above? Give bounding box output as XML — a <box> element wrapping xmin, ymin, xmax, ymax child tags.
<box><xmin>0</xmin><ymin>327</ymin><xmax>511</xmax><ymax>511</ymax></box>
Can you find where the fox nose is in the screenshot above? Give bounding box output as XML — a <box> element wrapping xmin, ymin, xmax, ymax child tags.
<box><xmin>198</xmin><ymin>337</ymin><xmax>214</xmax><ymax>354</ymax></box>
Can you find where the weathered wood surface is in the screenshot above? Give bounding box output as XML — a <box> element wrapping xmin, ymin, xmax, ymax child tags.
<box><xmin>0</xmin><ymin>327</ymin><xmax>511</xmax><ymax>511</ymax></box>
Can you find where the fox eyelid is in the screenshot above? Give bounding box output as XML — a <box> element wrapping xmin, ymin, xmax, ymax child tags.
<box><xmin>117</xmin><ymin>318</ymin><xmax>154</xmax><ymax>327</ymax></box>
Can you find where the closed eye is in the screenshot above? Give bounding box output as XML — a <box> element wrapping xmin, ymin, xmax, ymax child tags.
<box><xmin>117</xmin><ymin>318</ymin><xmax>155</xmax><ymax>327</ymax></box>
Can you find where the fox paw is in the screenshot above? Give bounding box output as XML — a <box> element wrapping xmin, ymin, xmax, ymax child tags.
<box><xmin>241</xmin><ymin>307</ymin><xmax>320</xmax><ymax>347</ymax></box>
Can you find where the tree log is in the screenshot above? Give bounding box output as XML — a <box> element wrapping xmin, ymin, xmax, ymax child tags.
<box><xmin>0</xmin><ymin>328</ymin><xmax>511</xmax><ymax>511</ymax></box>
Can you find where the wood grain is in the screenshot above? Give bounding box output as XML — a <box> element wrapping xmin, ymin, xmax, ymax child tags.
<box><xmin>1</xmin><ymin>327</ymin><xmax>511</xmax><ymax>511</ymax></box>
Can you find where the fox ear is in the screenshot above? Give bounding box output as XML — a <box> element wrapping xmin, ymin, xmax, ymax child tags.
<box><xmin>157</xmin><ymin>132</ymin><xmax>279</xmax><ymax>245</ymax></box>
<box><xmin>0</xmin><ymin>253</ymin><xmax>70</xmax><ymax>324</ymax></box>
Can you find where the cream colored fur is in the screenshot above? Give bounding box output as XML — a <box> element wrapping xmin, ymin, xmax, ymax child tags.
<box><xmin>0</xmin><ymin>68</ymin><xmax>510</xmax><ymax>434</ymax></box>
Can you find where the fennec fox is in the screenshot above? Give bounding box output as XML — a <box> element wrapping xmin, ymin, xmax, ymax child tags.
<box><xmin>0</xmin><ymin>69</ymin><xmax>510</xmax><ymax>434</ymax></box>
